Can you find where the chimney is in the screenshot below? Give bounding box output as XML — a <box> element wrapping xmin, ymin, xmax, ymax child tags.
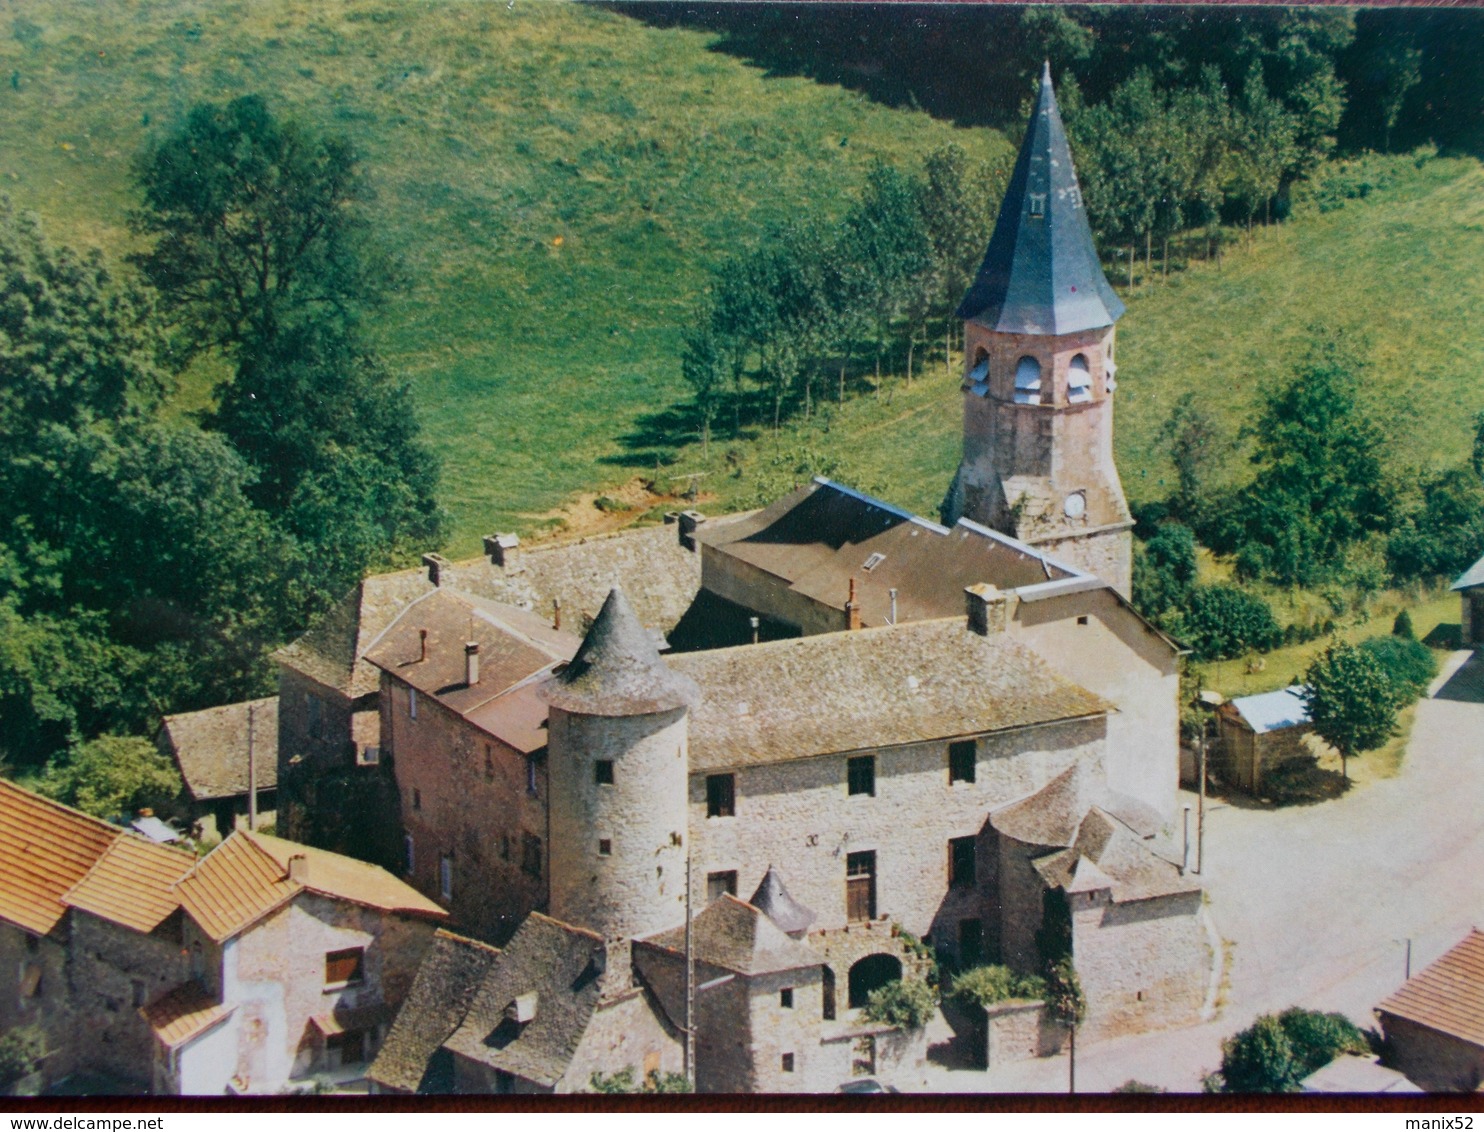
<box><xmin>678</xmin><ymin>510</ymin><xmax>707</xmax><ymax>552</ymax></box>
<box><xmin>483</xmin><ymin>532</ymin><xmax>520</xmax><ymax>569</ymax></box>
<box><xmin>418</xmin><ymin>628</ymin><xmax>428</xmax><ymax>663</ymax></box>
<box><xmin>889</xmin><ymin>588</ymin><xmax>899</xmax><ymax>625</ymax></box>
<box><xmin>749</xmin><ymin>616</ymin><xmax>760</xmax><ymax>645</ymax></box>
<box><xmin>846</xmin><ymin>578</ymin><xmax>862</xmax><ymax>631</ymax></box>
<box><xmin>287</xmin><ymin>854</ymin><xmax>309</xmax><ymax>883</ymax></box>
<box><xmin>465</xmin><ymin>641</ymin><xmax>480</xmax><ymax>686</ymax></box>
<box><xmin>422</xmin><ymin>552</ymin><xmax>452</xmax><ymax>586</ymax></box>
<box><xmin>965</xmin><ymin>583</ymin><xmax>1015</xmax><ymax>635</ymax></box>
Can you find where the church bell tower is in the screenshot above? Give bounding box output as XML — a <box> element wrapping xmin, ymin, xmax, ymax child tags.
<box><xmin>947</xmin><ymin>63</ymin><xmax>1133</xmax><ymax>598</ymax></box>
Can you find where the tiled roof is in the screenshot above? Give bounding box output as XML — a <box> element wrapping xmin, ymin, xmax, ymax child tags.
<box><xmin>367</xmin><ymin>930</ymin><xmax>502</xmax><ymax>1094</ymax></box>
<box><xmin>1032</xmin><ymin>808</ymin><xmax>1198</xmax><ymax>904</ymax></box>
<box><xmin>160</xmin><ymin>696</ymin><xmax>278</xmax><ymax>802</ymax></box>
<box><xmin>671</xmin><ymin>619</ymin><xmax>1109</xmax><ymax>773</ymax></box>
<box><xmin>544</xmin><ymin>588</ymin><xmax>700</xmax><ymax>717</ymax></box>
<box><xmin>643</xmin><ymin>895</ymin><xmax>821</xmax><ymax>977</ymax></box>
<box><xmin>141</xmin><ymin>981</ymin><xmax>233</xmax><ymax>1048</ymax></box>
<box><xmin>991</xmin><ymin>765</ymin><xmax>1086</xmax><ymax>848</ymax></box>
<box><xmin>175</xmin><ymin>830</ymin><xmax>445</xmax><ymax>943</ymax></box>
<box><xmin>443</xmin><ymin>913</ymin><xmax>606</xmax><ymax>1088</ymax></box>
<box><xmin>0</xmin><ymin>778</ymin><xmax>121</xmax><ymax>936</ymax></box>
<box><xmin>1377</xmin><ymin>928</ymin><xmax>1484</xmax><ymax>1048</ymax></box>
<box><xmin>62</xmin><ymin>835</ymin><xmax>195</xmax><ymax>934</ymax></box>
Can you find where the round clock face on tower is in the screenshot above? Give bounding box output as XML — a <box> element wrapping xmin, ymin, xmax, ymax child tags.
<box><xmin>1063</xmin><ymin>492</ymin><xmax>1086</xmax><ymax>519</ymax></box>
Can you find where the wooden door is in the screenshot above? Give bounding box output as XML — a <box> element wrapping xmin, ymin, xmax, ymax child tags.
<box><xmin>846</xmin><ymin>851</ymin><xmax>876</xmax><ymax>921</ymax></box>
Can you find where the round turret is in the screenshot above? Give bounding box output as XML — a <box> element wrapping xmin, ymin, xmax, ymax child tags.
<box><xmin>542</xmin><ymin>587</ymin><xmax>699</xmax><ymax>941</ymax></box>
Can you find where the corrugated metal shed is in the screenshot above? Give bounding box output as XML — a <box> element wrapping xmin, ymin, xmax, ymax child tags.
<box><xmin>1228</xmin><ymin>685</ymin><xmax>1311</xmax><ymax>735</ymax></box>
<box><xmin>1451</xmin><ymin>553</ymin><xmax>1484</xmax><ymax>592</ymax></box>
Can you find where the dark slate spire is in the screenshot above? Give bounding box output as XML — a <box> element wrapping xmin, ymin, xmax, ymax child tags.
<box><xmin>956</xmin><ymin>62</ymin><xmax>1124</xmax><ymax>336</ymax></box>
<box><xmin>542</xmin><ymin>587</ymin><xmax>699</xmax><ymax>717</ymax></box>
<box><xmin>747</xmin><ymin>866</ymin><xmax>816</xmax><ymax>937</ymax></box>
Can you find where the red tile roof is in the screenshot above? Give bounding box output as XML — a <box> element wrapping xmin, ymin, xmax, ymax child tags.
<box><xmin>141</xmin><ymin>982</ymin><xmax>233</xmax><ymax>1048</ymax></box>
<box><xmin>62</xmin><ymin>835</ymin><xmax>195</xmax><ymax>934</ymax></box>
<box><xmin>1377</xmin><ymin>928</ymin><xmax>1484</xmax><ymax>1048</ymax></box>
<box><xmin>0</xmin><ymin>779</ymin><xmax>121</xmax><ymax>936</ymax></box>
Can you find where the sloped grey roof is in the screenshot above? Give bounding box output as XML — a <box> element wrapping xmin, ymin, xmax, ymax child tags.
<box><xmin>160</xmin><ymin>697</ymin><xmax>278</xmax><ymax>802</ymax></box>
<box><xmin>1032</xmin><ymin>808</ymin><xmax>1199</xmax><ymax>903</ymax></box>
<box><xmin>957</xmin><ymin>63</ymin><xmax>1124</xmax><ymax>336</ymax></box>
<box><xmin>991</xmin><ymin>765</ymin><xmax>1084</xmax><ymax>848</ymax></box>
<box><xmin>748</xmin><ymin>867</ymin><xmax>816</xmax><ymax>936</ymax></box>
<box><xmin>1452</xmin><ymin>553</ymin><xmax>1484</xmax><ymax>592</ymax></box>
<box><xmin>672</xmin><ymin>620</ymin><xmax>1109</xmax><ymax>773</ymax></box>
<box><xmin>367</xmin><ymin>930</ymin><xmax>502</xmax><ymax>1094</ymax></box>
<box><xmin>1228</xmin><ymin>685</ymin><xmax>1311</xmax><ymax>735</ymax></box>
<box><xmin>442</xmin><ymin>913</ymin><xmax>606</xmax><ymax>1088</ymax></box>
<box><xmin>543</xmin><ymin>588</ymin><xmax>700</xmax><ymax>717</ymax></box>
<box><xmin>642</xmin><ymin>895</ymin><xmax>821</xmax><ymax>977</ymax></box>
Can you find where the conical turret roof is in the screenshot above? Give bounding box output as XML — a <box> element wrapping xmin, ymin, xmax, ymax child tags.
<box><xmin>541</xmin><ymin>587</ymin><xmax>699</xmax><ymax>717</ymax></box>
<box><xmin>747</xmin><ymin>866</ymin><xmax>816</xmax><ymax>937</ymax></box>
<box><xmin>957</xmin><ymin>63</ymin><xmax>1124</xmax><ymax>336</ymax></box>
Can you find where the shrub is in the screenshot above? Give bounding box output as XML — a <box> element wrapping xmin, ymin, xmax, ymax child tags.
<box><xmin>37</xmin><ymin>734</ymin><xmax>183</xmax><ymax>821</ymax></box>
<box><xmin>1113</xmin><ymin>1080</ymin><xmax>1166</xmax><ymax>1093</ymax></box>
<box><xmin>950</xmin><ymin>965</ymin><xmax>1046</xmax><ymax>1008</ymax></box>
<box><xmin>0</xmin><ymin>1027</ymin><xmax>44</xmax><ymax>1090</ymax></box>
<box><xmin>1357</xmin><ymin>634</ymin><xmax>1437</xmax><ymax>701</ymax></box>
<box><xmin>862</xmin><ymin>978</ymin><xmax>938</xmax><ymax>1030</ymax></box>
<box><xmin>1392</xmin><ymin>610</ymin><xmax>1414</xmax><ymax>639</ymax></box>
<box><xmin>1168</xmin><ymin>584</ymin><xmax>1282</xmax><ymax>661</ymax></box>
<box><xmin>1215</xmin><ymin>1009</ymin><xmax>1369</xmax><ymax>1093</ymax></box>
<box><xmin>1276</xmin><ymin>1008</ymin><xmax>1369</xmax><ymax>1075</ymax></box>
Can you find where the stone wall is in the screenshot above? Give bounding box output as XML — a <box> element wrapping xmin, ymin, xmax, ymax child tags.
<box><xmin>1030</xmin><ymin>528</ymin><xmax>1133</xmax><ymax>604</ymax></box>
<box><xmin>996</xmin><ymin>834</ymin><xmax>1050</xmax><ymax>974</ymax></box>
<box><xmin>384</xmin><ymin>672</ymin><xmax>546</xmax><ymax>945</ymax></box>
<box><xmin>276</xmin><ymin>667</ymin><xmax>378</xmax><ymax>846</ymax></box>
<box><xmin>0</xmin><ymin>924</ymin><xmax>72</xmax><ymax>1088</ymax></box>
<box><xmin>1379</xmin><ymin>1015</ymin><xmax>1484</xmax><ymax>1092</ymax></box>
<box><xmin>1071</xmin><ymin>888</ymin><xmax>1208</xmax><ymax>1043</ymax></box>
<box><xmin>689</xmin><ymin>717</ymin><xmax>1106</xmax><ymax>948</ymax></box>
<box><xmin>981</xmin><ymin>999</ymin><xmax>1063</xmax><ymax>1068</ymax></box>
<box><xmin>67</xmin><ymin>912</ymin><xmax>193</xmax><ymax>1087</ymax></box>
<box><xmin>699</xmin><ymin>545</ymin><xmax>847</xmax><ymax>636</ymax></box>
<box><xmin>564</xmin><ymin>987</ymin><xmax>684</xmax><ymax>1093</ymax></box>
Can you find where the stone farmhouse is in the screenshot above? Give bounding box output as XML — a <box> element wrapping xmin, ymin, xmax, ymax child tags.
<box><xmin>264</xmin><ymin>70</ymin><xmax>1217</xmax><ymax>1094</ymax></box>
<box><xmin>0</xmin><ymin>778</ymin><xmax>445</xmax><ymax>1095</ymax></box>
<box><xmin>157</xmin><ymin>696</ymin><xmax>279</xmax><ymax>841</ymax></box>
<box><xmin>1375</xmin><ymin>927</ymin><xmax>1484</xmax><ymax>1092</ymax></box>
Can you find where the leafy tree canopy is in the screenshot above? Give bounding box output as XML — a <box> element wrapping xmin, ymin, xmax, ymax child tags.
<box><xmin>37</xmin><ymin>733</ymin><xmax>183</xmax><ymax>820</ymax></box>
<box><xmin>1302</xmin><ymin>643</ymin><xmax>1401</xmax><ymax>774</ymax></box>
<box><xmin>1216</xmin><ymin>1009</ymin><xmax>1368</xmax><ymax>1093</ymax></box>
<box><xmin>1356</xmin><ymin>634</ymin><xmax>1437</xmax><ymax>702</ymax></box>
<box><xmin>1166</xmin><ymin>584</ymin><xmax>1281</xmax><ymax>662</ymax></box>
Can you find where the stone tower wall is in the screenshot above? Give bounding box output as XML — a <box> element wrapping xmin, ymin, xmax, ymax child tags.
<box><xmin>548</xmin><ymin>705</ymin><xmax>690</xmax><ymax>940</ymax></box>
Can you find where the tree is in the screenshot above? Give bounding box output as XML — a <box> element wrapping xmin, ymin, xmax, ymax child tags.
<box><xmin>1161</xmin><ymin>394</ymin><xmax>1223</xmax><ymax>524</ymax></box>
<box><xmin>1168</xmin><ymin>584</ymin><xmax>1281</xmax><ymax>662</ymax></box>
<box><xmin>1043</xmin><ymin>958</ymin><xmax>1087</xmax><ymax>1094</ymax></box>
<box><xmin>1133</xmin><ymin>523</ymin><xmax>1198</xmax><ymax>623</ymax></box>
<box><xmin>37</xmin><ymin>734</ymin><xmax>183</xmax><ymax>820</ymax></box>
<box><xmin>1215</xmin><ymin>1008</ymin><xmax>1368</xmax><ymax>1093</ymax></box>
<box><xmin>1392</xmin><ymin>610</ymin><xmax>1414</xmax><ymax>640</ymax></box>
<box><xmin>1386</xmin><ymin>467</ymin><xmax>1484</xmax><ymax>584</ymax></box>
<box><xmin>863</xmin><ymin>978</ymin><xmax>938</xmax><ymax>1031</ymax></box>
<box><xmin>1357</xmin><ymin>634</ymin><xmax>1437</xmax><ymax>701</ymax></box>
<box><xmin>1302</xmin><ymin>643</ymin><xmax>1401</xmax><ymax>778</ymax></box>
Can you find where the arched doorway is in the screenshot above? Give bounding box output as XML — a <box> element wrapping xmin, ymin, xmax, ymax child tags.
<box><xmin>847</xmin><ymin>953</ymin><xmax>903</xmax><ymax>1009</ymax></box>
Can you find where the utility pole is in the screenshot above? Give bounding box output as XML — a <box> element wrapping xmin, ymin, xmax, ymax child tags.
<box><xmin>1068</xmin><ymin>1025</ymin><xmax>1076</xmax><ymax>1095</ymax></box>
<box><xmin>247</xmin><ymin>702</ymin><xmax>258</xmax><ymax>832</ymax></box>
<box><xmin>1196</xmin><ymin>723</ymin><xmax>1207</xmax><ymax>875</ymax></box>
<box><xmin>684</xmin><ymin>850</ymin><xmax>695</xmax><ymax>1086</ymax></box>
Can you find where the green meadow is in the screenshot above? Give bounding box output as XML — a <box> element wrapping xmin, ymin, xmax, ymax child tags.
<box><xmin>1</xmin><ymin>1</ymin><xmax>1482</xmax><ymax>557</ymax></box>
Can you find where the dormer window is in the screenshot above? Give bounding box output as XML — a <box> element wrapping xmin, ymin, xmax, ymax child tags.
<box><xmin>862</xmin><ymin>552</ymin><xmax>886</xmax><ymax>573</ymax></box>
<box><xmin>1029</xmin><ymin>193</ymin><xmax>1046</xmax><ymax>218</ymax></box>
<box><xmin>1068</xmin><ymin>355</ymin><xmax>1093</xmax><ymax>404</ymax></box>
<box><xmin>1013</xmin><ymin>357</ymin><xmax>1042</xmax><ymax>405</ymax></box>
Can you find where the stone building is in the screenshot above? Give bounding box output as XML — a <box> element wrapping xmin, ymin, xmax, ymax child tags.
<box><xmin>1451</xmin><ymin>554</ymin><xmax>1484</xmax><ymax>647</ymax></box>
<box><xmin>1213</xmin><ymin>685</ymin><xmax>1313</xmax><ymax>793</ymax></box>
<box><xmin>944</xmin><ymin>63</ymin><xmax>1134</xmax><ymax>599</ymax></box>
<box><xmin>157</xmin><ymin>697</ymin><xmax>278</xmax><ymax>841</ymax></box>
<box><xmin>1375</xmin><ymin>927</ymin><xmax>1484</xmax><ymax>1092</ymax></box>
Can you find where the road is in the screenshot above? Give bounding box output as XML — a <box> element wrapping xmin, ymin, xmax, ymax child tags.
<box><xmin>918</xmin><ymin>650</ymin><xmax>1484</xmax><ymax>1094</ymax></box>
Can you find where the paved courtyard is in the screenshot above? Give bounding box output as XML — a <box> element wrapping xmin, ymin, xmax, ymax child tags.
<box><xmin>917</xmin><ymin>650</ymin><xmax>1484</xmax><ymax>1094</ymax></box>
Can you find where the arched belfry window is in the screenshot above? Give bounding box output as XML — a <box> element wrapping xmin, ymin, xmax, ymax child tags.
<box><xmin>1068</xmin><ymin>355</ymin><xmax>1093</xmax><ymax>404</ymax></box>
<box><xmin>967</xmin><ymin>350</ymin><xmax>989</xmax><ymax>396</ymax></box>
<box><xmin>1013</xmin><ymin>356</ymin><xmax>1042</xmax><ymax>405</ymax></box>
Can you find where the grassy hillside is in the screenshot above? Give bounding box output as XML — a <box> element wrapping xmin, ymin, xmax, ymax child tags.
<box><xmin>0</xmin><ymin>0</ymin><xmax>1007</xmax><ymax>552</ymax></box>
<box><xmin>2</xmin><ymin>2</ymin><xmax>1482</xmax><ymax>558</ymax></box>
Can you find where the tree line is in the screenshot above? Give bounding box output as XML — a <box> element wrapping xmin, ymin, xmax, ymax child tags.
<box><xmin>0</xmin><ymin>96</ymin><xmax>442</xmax><ymax>783</ymax></box>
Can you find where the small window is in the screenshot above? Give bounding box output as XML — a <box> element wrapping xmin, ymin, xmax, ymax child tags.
<box><xmin>526</xmin><ymin>756</ymin><xmax>539</xmax><ymax>797</ymax></box>
<box><xmin>404</xmin><ymin>834</ymin><xmax>415</xmax><ymax>876</ymax></box>
<box><xmin>1077</xmin><ymin>615</ymin><xmax>1089</xmax><ymax>626</ymax></box>
<box><xmin>1028</xmin><ymin>192</ymin><xmax>1046</xmax><ymax>218</ymax></box>
<box><xmin>500</xmin><ymin>835</ymin><xmax>511</xmax><ymax>861</ymax></box>
<box><xmin>408</xmin><ymin>688</ymin><xmax>418</xmax><ymax>721</ymax></box>
<box><xmin>325</xmin><ymin>947</ymin><xmax>365</xmax><ymax>988</ymax></box>
<box><xmin>131</xmin><ymin>979</ymin><xmax>148</xmax><ymax>1009</ymax></box>
<box><xmin>412</xmin><ymin>788</ymin><xmax>422</xmax><ymax>811</ymax></box>
<box><xmin>439</xmin><ymin>854</ymin><xmax>453</xmax><ymax>900</ymax></box>
<box><xmin>595</xmin><ymin>760</ymin><xmax>614</xmax><ymax>786</ymax></box>
<box><xmin>706</xmin><ymin>773</ymin><xmax>735</xmax><ymax>818</ymax></box>
<box><xmin>1014</xmin><ymin>356</ymin><xmax>1042</xmax><ymax>405</ymax></box>
<box><xmin>950</xmin><ymin>836</ymin><xmax>977</xmax><ymax>888</ymax></box>
<box><xmin>521</xmin><ymin>833</ymin><xmax>542</xmax><ymax>879</ymax></box>
<box><xmin>780</xmin><ymin>987</ymin><xmax>794</xmax><ymax>1009</ymax></box>
<box><xmin>1068</xmin><ymin>354</ymin><xmax>1093</xmax><ymax>404</ymax></box>
<box><xmin>484</xmin><ymin>746</ymin><xmax>495</xmax><ymax>780</ymax></box>
<box><xmin>359</xmin><ymin>745</ymin><xmax>380</xmax><ymax>767</ymax></box>
<box><xmin>949</xmin><ymin>740</ymin><xmax>976</xmax><ymax>785</ymax></box>
<box><xmin>847</xmin><ymin>755</ymin><xmax>875</xmax><ymax>797</ymax></box>
<box><xmin>862</xmin><ymin>552</ymin><xmax>886</xmax><ymax>572</ymax></box>
<box><xmin>706</xmin><ymin>870</ymin><xmax>738</xmax><ymax>903</ymax></box>
<box><xmin>598</xmin><ymin>839</ymin><xmax>612</xmax><ymax>857</ymax></box>
<box><xmin>781</xmin><ymin>1053</ymin><xmax>795</xmax><ymax>1073</ymax></box>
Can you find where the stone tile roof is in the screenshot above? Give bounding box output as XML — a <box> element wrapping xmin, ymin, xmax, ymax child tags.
<box><xmin>991</xmin><ymin>765</ymin><xmax>1085</xmax><ymax>848</ymax></box>
<box><xmin>140</xmin><ymin>981</ymin><xmax>233</xmax><ymax>1048</ymax></box>
<box><xmin>62</xmin><ymin>835</ymin><xmax>195</xmax><ymax>935</ymax></box>
<box><xmin>643</xmin><ymin>895</ymin><xmax>821</xmax><ymax>976</ymax></box>
<box><xmin>0</xmin><ymin>778</ymin><xmax>121</xmax><ymax>936</ymax></box>
<box><xmin>275</xmin><ymin>524</ymin><xmax>703</xmax><ymax>701</ymax></box>
<box><xmin>362</xmin><ymin>588</ymin><xmax>579</xmax><ymax>734</ymax></box>
<box><xmin>544</xmin><ymin>588</ymin><xmax>700</xmax><ymax>717</ymax></box>
<box><xmin>956</xmin><ymin>63</ymin><xmax>1125</xmax><ymax>336</ymax></box>
<box><xmin>1452</xmin><ymin>553</ymin><xmax>1484</xmax><ymax>592</ymax></box>
<box><xmin>175</xmin><ymin>830</ymin><xmax>444</xmax><ymax>943</ymax></box>
<box><xmin>699</xmin><ymin>479</ymin><xmax>1086</xmax><ymax>628</ymax></box>
<box><xmin>367</xmin><ymin>930</ymin><xmax>502</xmax><ymax>1094</ymax></box>
<box><xmin>1032</xmin><ymin>808</ymin><xmax>1199</xmax><ymax>904</ymax></box>
<box><xmin>160</xmin><ymin>697</ymin><xmax>278</xmax><ymax>802</ymax></box>
<box><xmin>748</xmin><ymin>866</ymin><xmax>816</xmax><ymax>936</ymax></box>
<box><xmin>443</xmin><ymin>913</ymin><xmax>606</xmax><ymax>1088</ymax></box>
<box><xmin>670</xmin><ymin>619</ymin><xmax>1108</xmax><ymax>773</ymax></box>
<box><xmin>1377</xmin><ymin>928</ymin><xmax>1484</xmax><ymax>1048</ymax></box>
